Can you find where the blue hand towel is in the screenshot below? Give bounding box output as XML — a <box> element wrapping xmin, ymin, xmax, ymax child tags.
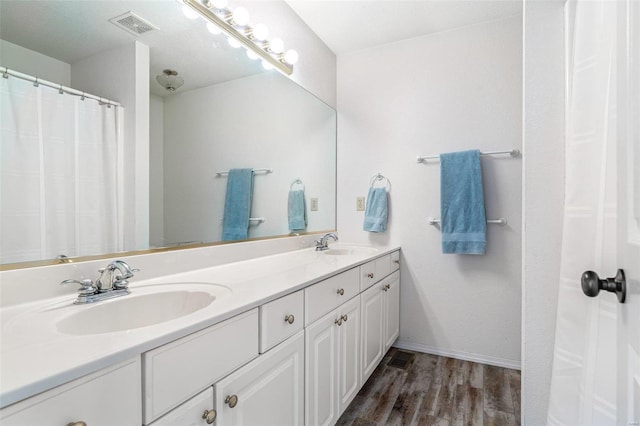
<box><xmin>288</xmin><ymin>189</ymin><xmax>307</xmax><ymax>231</ymax></box>
<box><xmin>222</xmin><ymin>168</ymin><xmax>254</xmax><ymax>241</ymax></box>
<box><xmin>363</xmin><ymin>187</ymin><xmax>388</xmax><ymax>233</ymax></box>
<box><xmin>440</xmin><ymin>150</ymin><xmax>486</xmax><ymax>254</ymax></box>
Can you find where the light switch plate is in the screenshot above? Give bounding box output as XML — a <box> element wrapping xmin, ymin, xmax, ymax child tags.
<box><xmin>310</xmin><ymin>198</ymin><xmax>318</xmax><ymax>211</ymax></box>
<box><xmin>356</xmin><ymin>197</ymin><xmax>365</xmax><ymax>211</ymax></box>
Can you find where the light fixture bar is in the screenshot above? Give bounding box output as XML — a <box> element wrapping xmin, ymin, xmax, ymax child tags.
<box><xmin>182</xmin><ymin>0</ymin><xmax>293</xmax><ymax>76</ymax></box>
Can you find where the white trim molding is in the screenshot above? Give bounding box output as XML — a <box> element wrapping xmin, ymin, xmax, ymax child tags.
<box><xmin>393</xmin><ymin>340</ymin><xmax>522</xmax><ymax>371</ymax></box>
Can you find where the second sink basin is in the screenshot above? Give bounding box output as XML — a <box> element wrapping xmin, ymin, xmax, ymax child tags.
<box><xmin>56</xmin><ymin>283</ymin><xmax>231</xmax><ymax>335</ymax></box>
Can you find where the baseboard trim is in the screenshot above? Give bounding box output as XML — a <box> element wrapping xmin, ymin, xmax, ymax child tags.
<box><xmin>393</xmin><ymin>340</ymin><xmax>521</xmax><ymax>370</ymax></box>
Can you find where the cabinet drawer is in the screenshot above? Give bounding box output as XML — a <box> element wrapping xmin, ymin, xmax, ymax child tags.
<box><xmin>260</xmin><ymin>290</ymin><xmax>304</xmax><ymax>353</ymax></box>
<box><xmin>360</xmin><ymin>254</ymin><xmax>392</xmax><ymax>291</ymax></box>
<box><xmin>0</xmin><ymin>358</ymin><xmax>141</xmax><ymax>426</ymax></box>
<box><xmin>305</xmin><ymin>267</ymin><xmax>360</xmax><ymax>325</ymax></box>
<box><xmin>143</xmin><ymin>309</ymin><xmax>258</xmax><ymax>424</ymax></box>
<box><xmin>390</xmin><ymin>251</ymin><xmax>400</xmax><ymax>272</ymax></box>
<box><xmin>150</xmin><ymin>387</ymin><xmax>214</xmax><ymax>426</ymax></box>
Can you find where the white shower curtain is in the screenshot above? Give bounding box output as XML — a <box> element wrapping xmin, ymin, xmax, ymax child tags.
<box><xmin>547</xmin><ymin>1</ymin><xmax>618</xmax><ymax>425</ymax></box>
<box><xmin>0</xmin><ymin>76</ymin><xmax>123</xmax><ymax>263</ymax></box>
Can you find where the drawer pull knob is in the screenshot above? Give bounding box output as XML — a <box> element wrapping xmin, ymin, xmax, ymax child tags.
<box><xmin>367</xmin><ymin>273</ymin><xmax>374</xmax><ymax>279</ymax></box>
<box><xmin>335</xmin><ymin>317</ymin><xmax>343</xmax><ymax>326</ymax></box>
<box><xmin>394</xmin><ymin>260</ymin><xmax>400</xmax><ymax>265</ymax></box>
<box><xmin>202</xmin><ymin>409</ymin><xmax>217</xmax><ymax>424</ymax></box>
<box><xmin>284</xmin><ymin>314</ymin><xmax>295</xmax><ymax>324</ymax></box>
<box><xmin>225</xmin><ymin>394</ymin><xmax>239</xmax><ymax>408</ymax></box>
<box><xmin>342</xmin><ymin>314</ymin><xmax>348</xmax><ymax>322</ymax></box>
<box><xmin>66</xmin><ymin>422</ymin><xmax>87</xmax><ymax>426</ymax></box>
<box><xmin>337</xmin><ymin>288</ymin><xmax>345</xmax><ymax>296</ymax></box>
<box><xmin>383</xmin><ymin>284</ymin><xmax>391</xmax><ymax>291</ymax></box>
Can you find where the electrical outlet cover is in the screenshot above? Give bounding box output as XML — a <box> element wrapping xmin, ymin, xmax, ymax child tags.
<box><xmin>356</xmin><ymin>197</ymin><xmax>365</xmax><ymax>211</ymax></box>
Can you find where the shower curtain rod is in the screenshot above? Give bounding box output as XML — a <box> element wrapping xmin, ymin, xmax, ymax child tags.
<box><xmin>0</xmin><ymin>66</ymin><xmax>121</xmax><ymax>107</ymax></box>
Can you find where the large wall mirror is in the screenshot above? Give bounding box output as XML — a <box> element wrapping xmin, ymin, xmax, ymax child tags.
<box><xmin>0</xmin><ymin>0</ymin><xmax>336</xmax><ymax>268</ymax></box>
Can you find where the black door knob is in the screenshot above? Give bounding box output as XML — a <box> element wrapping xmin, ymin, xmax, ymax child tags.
<box><xmin>581</xmin><ymin>269</ymin><xmax>626</xmax><ymax>303</ymax></box>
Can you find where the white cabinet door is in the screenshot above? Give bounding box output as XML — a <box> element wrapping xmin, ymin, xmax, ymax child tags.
<box><xmin>214</xmin><ymin>331</ymin><xmax>304</xmax><ymax>426</ymax></box>
<box><xmin>151</xmin><ymin>387</ymin><xmax>215</xmax><ymax>426</ymax></box>
<box><xmin>337</xmin><ymin>297</ymin><xmax>361</xmax><ymax>415</ymax></box>
<box><xmin>361</xmin><ymin>271</ymin><xmax>401</xmax><ymax>383</ymax></box>
<box><xmin>0</xmin><ymin>358</ymin><xmax>141</xmax><ymax>426</ymax></box>
<box><xmin>383</xmin><ymin>272</ymin><xmax>400</xmax><ymax>352</ymax></box>
<box><xmin>306</xmin><ymin>296</ymin><xmax>362</xmax><ymax>426</ymax></box>
<box><xmin>360</xmin><ymin>281</ymin><xmax>384</xmax><ymax>383</ymax></box>
<box><xmin>305</xmin><ymin>309</ymin><xmax>339</xmax><ymax>426</ymax></box>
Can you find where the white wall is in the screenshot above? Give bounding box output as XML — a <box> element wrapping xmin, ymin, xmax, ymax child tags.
<box><xmin>337</xmin><ymin>17</ymin><xmax>523</xmax><ymax>367</ymax></box>
<box><xmin>71</xmin><ymin>42</ymin><xmax>150</xmax><ymax>251</ymax></box>
<box><xmin>149</xmin><ymin>94</ymin><xmax>164</xmax><ymax>247</ymax></box>
<box><xmin>522</xmin><ymin>0</ymin><xmax>566</xmax><ymax>424</ymax></box>
<box><xmin>161</xmin><ymin>72</ymin><xmax>336</xmax><ymax>246</ymax></box>
<box><xmin>0</xmin><ymin>39</ymin><xmax>70</xmax><ymax>86</ymax></box>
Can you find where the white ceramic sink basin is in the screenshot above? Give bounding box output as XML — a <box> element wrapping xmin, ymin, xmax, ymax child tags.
<box><xmin>322</xmin><ymin>246</ymin><xmax>379</xmax><ymax>256</ymax></box>
<box><xmin>56</xmin><ymin>283</ymin><xmax>230</xmax><ymax>335</ymax></box>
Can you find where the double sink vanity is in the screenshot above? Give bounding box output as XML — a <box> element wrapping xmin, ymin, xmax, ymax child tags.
<box><xmin>0</xmin><ymin>242</ymin><xmax>400</xmax><ymax>426</ymax></box>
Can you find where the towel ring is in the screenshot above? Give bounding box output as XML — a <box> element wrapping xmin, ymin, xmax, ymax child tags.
<box><xmin>290</xmin><ymin>178</ymin><xmax>305</xmax><ymax>191</ymax></box>
<box><xmin>370</xmin><ymin>173</ymin><xmax>390</xmax><ymax>190</ymax></box>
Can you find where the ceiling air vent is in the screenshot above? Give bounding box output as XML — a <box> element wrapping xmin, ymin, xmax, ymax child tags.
<box><xmin>109</xmin><ymin>11</ymin><xmax>158</xmax><ymax>36</ymax></box>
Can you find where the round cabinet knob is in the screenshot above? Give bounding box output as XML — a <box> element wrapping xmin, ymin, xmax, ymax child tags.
<box><xmin>335</xmin><ymin>317</ymin><xmax>343</xmax><ymax>326</ymax></box>
<box><xmin>394</xmin><ymin>260</ymin><xmax>400</xmax><ymax>265</ymax></box>
<box><xmin>342</xmin><ymin>314</ymin><xmax>348</xmax><ymax>322</ymax></box>
<box><xmin>284</xmin><ymin>314</ymin><xmax>295</xmax><ymax>324</ymax></box>
<box><xmin>202</xmin><ymin>409</ymin><xmax>217</xmax><ymax>424</ymax></box>
<box><xmin>66</xmin><ymin>422</ymin><xmax>87</xmax><ymax>426</ymax></box>
<box><xmin>225</xmin><ymin>394</ymin><xmax>239</xmax><ymax>408</ymax></box>
<box><xmin>367</xmin><ymin>273</ymin><xmax>374</xmax><ymax>279</ymax></box>
<box><xmin>337</xmin><ymin>288</ymin><xmax>344</xmax><ymax>296</ymax></box>
<box><xmin>581</xmin><ymin>269</ymin><xmax>626</xmax><ymax>303</ymax></box>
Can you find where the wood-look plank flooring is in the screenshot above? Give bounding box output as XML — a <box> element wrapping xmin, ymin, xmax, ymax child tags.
<box><xmin>337</xmin><ymin>348</ymin><xmax>521</xmax><ymax>426</ymax></box>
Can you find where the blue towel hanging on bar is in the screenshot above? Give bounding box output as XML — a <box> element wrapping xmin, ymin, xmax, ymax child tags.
<box><xmin>440</xmin><ymin>150</ymin><xmax>487</xmax><ymax>254</ymax></box>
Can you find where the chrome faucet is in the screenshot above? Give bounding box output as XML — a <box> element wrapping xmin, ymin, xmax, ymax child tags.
<box><xmin>316</xmin><ymin>233</ymin><xmax>338</xmax><ymax>251</ymax></box>
<box><xmin>61</xmin><ymin>260</ymin><xmax>139</xmax><ymax>304</ymax></box>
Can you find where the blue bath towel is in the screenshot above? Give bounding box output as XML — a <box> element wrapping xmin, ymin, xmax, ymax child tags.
<box><xmin>363</xmin><ymin>187</ymin><xmax>388</xmax><ymax>233</ymax></box>
<box><xmin>288</xmin><ymin>189</ymin><xmax>307</xmax><ymax>231</ymax></box>
<box><xmin>222</xmin><ymin>168</ymin><xmax>254</xmax><ymax>241</ymax></box>
<box><xmin>440</xmin><ymin>150</ymin><xmax>486</xmax><ymax>254</ymax></box>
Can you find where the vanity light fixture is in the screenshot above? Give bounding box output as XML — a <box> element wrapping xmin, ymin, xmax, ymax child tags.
<box><xmin>181</xmin><ymin>0</ymin><xmax>298</xmax><ymax>76</ymax></box>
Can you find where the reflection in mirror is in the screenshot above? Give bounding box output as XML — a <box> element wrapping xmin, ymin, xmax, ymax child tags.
<box><xmin>0</xmin><ymin>0</ymin><xmax>336</xmax><ymax>267</ymax></box>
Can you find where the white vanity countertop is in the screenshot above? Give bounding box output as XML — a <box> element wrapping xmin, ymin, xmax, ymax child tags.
<box><xmin>0</xmin><ymin>243</ymin><xmax>399</xmax><ymax>408</ymax></box>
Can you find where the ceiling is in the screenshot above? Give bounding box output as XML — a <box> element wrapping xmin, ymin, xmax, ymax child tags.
<box><xmin>0</xmin><ymin>0</ymin><xmax>265</xmax><ymax>96</ymax></box>
<box><xmin>285</xmin><ymin>0</ymin><xmax>523</xmax><ymax>55</ymax></box>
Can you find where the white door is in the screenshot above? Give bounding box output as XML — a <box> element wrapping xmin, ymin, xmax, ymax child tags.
<box><xmin>360</xmin><ymin>283</ymin><xmax>384</xmax><ymax>383</ymax></box>
<box><xmin>337</xmin><ymin>297</ymin><xmax>361</xmax><ymax>415</ymax></box>
<box><xmin>305</xmin><ymin>309</ymin><xmax>339</xmax><ymax>426</ymax></box>
<box><xmin>383</xmin><ymin>272</ymin><xmax>400</xmax><ymax>352</ymax></box>
<box><xmin>214</xmin><ymin>331</ymin><xmax>304</xmax><ymax>426</ymax></box>
<box><xmin>616</xmin><ymin>0</ymin><xmax>640</xmax><ymax>423</ymax></box>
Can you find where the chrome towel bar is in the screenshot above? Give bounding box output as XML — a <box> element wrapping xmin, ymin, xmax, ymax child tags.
<box><xmin>427</xmin><ymin>217</ymin><xmax>508</xmax><ymax>226</ymax></box>
<box><xmin>216</xmin><ymin>168</ymin><xmax>273</xmax><ymax>176</ymax></box>
<box><xmin>416</xmin><ymin>149</ymin><xmax>520</xmax><ymax>163</ymax></box>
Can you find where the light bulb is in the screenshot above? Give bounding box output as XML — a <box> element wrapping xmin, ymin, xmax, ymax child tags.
<box><xmin>269</xmin><ymin>38</ymin><xmax>284</xmax><ymax>54</ymax></box>
<box><xmin>252</xmin><ymin>23</ymin><xmax>269</xmax><ymax>41</ymax></box>
<box><xmin>211</xmin><ymin>0</ymin><xmax>228</xmax><ymax>9</ymax></box>
<box><xmin>284</xmin><ymin>49</ymin><xmax>299</xmax><ymax>65</ymax></box>
<box><xmin>232</xmin><ymin>7</ymin><xmax>250</xmax><ymax>26</ymax></box>
<box><xmin>247</xmin><ymin>50</ymin><xmax>259</xmax><ymax>60</ymax></box>
<box><xmin>228</xmin><ymin>36</ymin><xmax>242</xmax><ymax>48</ymax></box>
<box><xmin>182</xmin><ymin>5</ymin><xmax>199</xmax><ymax>19</ymax></box>
<box><xmin>206</xmin><ymin>22</ymin><xmax>222</xmax><ymax>35</ymax></box>
<box><xmin>262</xmin><ymin>60</ymin><xmax>274</xmax><ymax>70</ymax></box>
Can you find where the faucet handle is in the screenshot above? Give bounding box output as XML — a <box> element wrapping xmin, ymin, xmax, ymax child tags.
<box><xmin>60</xmin><ymin>279</ymin><xmax>95</xmax><ymax>296</ymax></box>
